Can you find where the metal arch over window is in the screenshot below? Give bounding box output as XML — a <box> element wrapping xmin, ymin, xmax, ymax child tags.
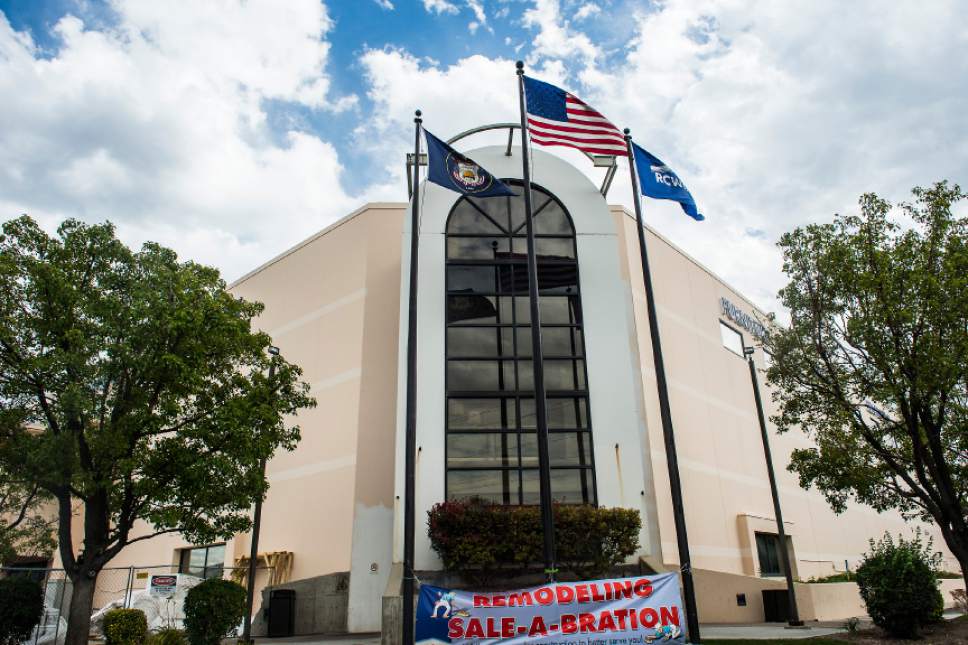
<box><xmin>405</xmin><ymin>123</ymin><xmax>619</xmax><ymax>197</ymax></box>
<box><xmin>444</xmin><ymin>180</ymin><xmax>597</xmax><ymax>505</ymax></box>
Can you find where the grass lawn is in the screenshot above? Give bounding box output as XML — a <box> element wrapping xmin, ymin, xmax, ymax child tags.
<box><xmin>699</xmin><ymin>615</ymin><xmax>967</xmax><ymax>644</ymax></box>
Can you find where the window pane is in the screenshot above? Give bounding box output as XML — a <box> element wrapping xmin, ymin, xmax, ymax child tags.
<box><xmin>189</xmin><ymin>548</ymin><xmax>206</xmax><ymax>570</ymax></box>
<box><xmin>204</xmin><ymin>544</ymin><xmax>225</xmax><ymax>579</ymax></box>
<box><xmin>512</xmin><ymin>327</ymin><xmax>582</xmax><ymax>358</ymax></box>
<box><xmin>495</xmin><ymin>265</ymin><xmax>522</xmax><ymax>294</ymax></box>
<box><xmin>520</xmin><ymin>432</ymin><xmax>590</xmax><ymax>467</ymax></box>
<box><xmin>516</xmin><ymin>359</ymin><xmax>585</xmax><ymax>391</ymax></box>
<box><xmin>448</xmin><ymin>398</ymin><xmax>517</xmax><ymax>429</ymax></box>
<box><xmin>720</xmin><ymin>321</ymin><xmax>745</xmax><ymax>356</ymax></box>
<box><xmin>546</xmin><ymin>327</ymin><xmax>583</xmax><ymax>356</ymax></box>
<box><xmin>539</xmin><ymin>264</ymin><xmax>579</xmax><ymax>294</ymax></box>
<box><xmin>547</xmin><ymin>296</ymin><xmax>579</xmax><ymax>324</ymax></box>
<box><xmin>467</xmin><ymin>195</ymin><xmax>511</xmax><ymax>231</ymax></box>
<box><xmin>534</xmin><ymin>201</ymin><xmax>573</xmax><ymax>235</ymax></box>
<box><xmin>511</xmin><ymin>195</ymin><xmax>528</xmax><ymax>235</ymax></box>
<box><xmin>448</xmin><ymin>296</ymin><xmax>508</xmax><ymax>324</ymax></box>
<box><xmin>535</xmin><ymin>237</ymin><xmax>576</xmax><ymax>260</ymax></box>
<box><xmin>448</xmin><ymin>327</ymin><xmax>501</xmax><ymax>357</ymax></box>
<box><xmin>448</xmin><ymin>361</ymin><xmax>503</xmax><ymax>391</ymax></box>
<box><xmin>514</xmin><ymin>296</ymin><xmax>580</xmax><ymax>324</ymax></box>
<box><xmin>521</xmin><ymin>469</ymin><xmax>592</xmax><ymax>504</ymax></box>
<box><xmin>510</xmin><ymin>195</ymin><xmax>545</xmax><ymax>234</ymax></box>
<box><xmin>756</xmin><ymin>533</ymin><xmax>782</xmax><ymax>576</ymax></box>
<box><xmin>207</xmin><ymin>544</ymin><xmax>225</xmax><ymax>567</ymax></box>
<box><xmin>447</xmin><ymin>237</ymin><xmax>510</xmax><ymax>259</ymax></box>
<box><xmin>448</xmin><ymin>470</ymin><xmax>518</xmax><ymax>504</ymax></box>
<box><xmin>448</xmin><ymin>265</ymin><xmax>496</xmax><ymax>293</ymax></box>
<box><xmin>520</xmin><ymin>398</ymin><xmax>587</xmax><ymax>429</ymax></box>
<box><xmin>448</xmin><ymin>433</ymin><xmax>518</xmax><ymax>468</ymax></box>
<box><xmin>448</xmin><ymin>202</ymin><xmax>505</xmax><ymax>234</ymax></box>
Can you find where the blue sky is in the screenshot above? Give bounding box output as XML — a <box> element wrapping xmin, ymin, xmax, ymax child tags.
<box><xmin>1</xmin><ymin>0</ymin><xmax>966</xmax><ymax>311</ymax></box>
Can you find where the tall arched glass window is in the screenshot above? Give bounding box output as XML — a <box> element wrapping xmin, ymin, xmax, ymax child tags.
<box><xmin>445</xmin><ymin>180</ymin><xmax>597</xmax><ymax>505</ymax></box>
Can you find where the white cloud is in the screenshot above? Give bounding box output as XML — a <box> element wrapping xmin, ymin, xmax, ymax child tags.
<box><xmin>573</xmin><ymin>3</ymin><xmax>600</xmax><ymax>21</ymax></box>
<box><xmin>0</xmin><ymin>1</ymin><xmax>359</xmax><ymax>280</ymax></box>
<box><xmin>4</xmin><ymin>0</ymin><xmax>967</xmax><ymax>317</ymax></box>
<box><xmin>467</xmin><ymin>0</ymin><xmax>492</xmax><ymax>34</ymax></box>
<box><xmin>362</xmin><ymin>0</ymin><xmax>968</xmax><ymax>314</ymax></box>
<box><xmin>423</xmin><ymin>0</ymin><xmax>460</xmax><ymax>15</ymax></box>
<box><xmin>522</xmin><ymin>0</ymin><xmax>601</xmax><ymax>67</ymax></box>
<box><xmin>578</xmin><ymin>0</ymin><xmax>968</xmax><ymax>311</ymax></box>
<box><xmin>374</xmin><ymin>0</ymin><xmax>395</xmax><ymax>9</ymax></box>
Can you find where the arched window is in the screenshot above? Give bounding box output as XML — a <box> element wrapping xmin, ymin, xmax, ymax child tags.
<box><xmin>444</xmin><ymin>181</ymin><xmax>597</xmax><ymax>505</ymax></box>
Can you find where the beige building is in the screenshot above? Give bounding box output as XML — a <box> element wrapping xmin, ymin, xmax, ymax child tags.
<box><xmin>64</xmin><ymin>143</ymin><xmax>962</xmax><ymax>634</ymax></box>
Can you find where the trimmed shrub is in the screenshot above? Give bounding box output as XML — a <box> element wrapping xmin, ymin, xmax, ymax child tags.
<box><xmin>427</xmin><ymin>498</ymin><xmax>640</xmax><ymax>583</ymax></box>
<box><xmin>856</xmin><ymin>531</ymin><xmax>943</xmax><ymax>638</ymax></box>
<box><xmin>0</xmin><ymin>576</ymin><xmax>44</xmax><ymax>645</ymax></box>
<box><xmin>103</xmin><ymin>608</ymin><xmax>148</xmax><ymax>645</ymax></box>
<box><xmin>147</xmin><ymin>628</ymin><xmax>188</xmax><ymax>645</ymax></box>
<box><xmin>183</xmin><ymin>578</ymin><xmax>247</xmax><ymax>645</ymax></box>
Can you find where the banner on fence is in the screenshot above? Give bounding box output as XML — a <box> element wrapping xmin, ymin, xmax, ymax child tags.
<box><xmin>415</xmin><ymin>573</ymin><xmax>686</xmax><ymax>645</ymax></box>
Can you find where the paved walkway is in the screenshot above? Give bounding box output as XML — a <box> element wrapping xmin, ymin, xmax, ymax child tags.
<box><xmin>700</xmin><ymin>623</ymin><xmax>845</xmax><ymax>640</ymax></box>
<box><xmin>249</xmin><ymin>635</ymin><xmax>382</xmax><ymax>645</ymax></box>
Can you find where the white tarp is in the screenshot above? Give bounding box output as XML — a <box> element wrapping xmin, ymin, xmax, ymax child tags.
<box><xmin>90</xmin><ymin>573</ymin><xmax>204</xmax><ymax>633</ymax></box>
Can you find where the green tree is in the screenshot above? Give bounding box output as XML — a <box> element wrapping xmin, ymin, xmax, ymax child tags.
<box><xmin>0</xmin><ymin>472</ymin><xmax>54</xmax><ymax>564</ymax></box>
<box><xmin>0</xmin><ymin>216</ymin><xmax>314</xmax><ymax>645</ymax></box>
<box><xmin>766</xmin><ymin>181</ymin><xmax>968</xmax><ymax>581</ymax></box>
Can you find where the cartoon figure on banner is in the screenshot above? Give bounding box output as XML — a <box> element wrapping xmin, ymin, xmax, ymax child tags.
<box><xmin>646</xmin><ymin>624</ymin><xmax>682</xmax><ymax>642</ymax></box>
<box><xmin>431</xmin><ymin>591</ymin><xmax>458</xmax><ymax>618</ymax></box>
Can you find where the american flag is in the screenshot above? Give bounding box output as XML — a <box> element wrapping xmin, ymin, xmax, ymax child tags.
<box><xmin>523</xmin><ymin>75</ymin><xmax>628</xmax><ymax>157</ymax></box>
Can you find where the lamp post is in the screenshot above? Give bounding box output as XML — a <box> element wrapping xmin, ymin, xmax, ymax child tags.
<box><xmin>242</xmin><ymin>344</ymin><xmax>280</xmax><ymax>643</ymax></box>
<box><xmin>743</xmin><ymin>346</ymin><xmax>803</xmax><ymax>627</ymax></box>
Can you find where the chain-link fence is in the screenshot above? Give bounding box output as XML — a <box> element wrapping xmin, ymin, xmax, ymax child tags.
<box><xmin>1</xmin><ymin>564</ymin><xmax>274</xmax><ymax>644</ymax></box>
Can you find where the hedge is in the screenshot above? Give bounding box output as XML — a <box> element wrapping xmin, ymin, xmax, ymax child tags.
<box><xmin>427</xmin><ymin>499</ymin><xmax>640</xmax><ymax>583</ymax></box>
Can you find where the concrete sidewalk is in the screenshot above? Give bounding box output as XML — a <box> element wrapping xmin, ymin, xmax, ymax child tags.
<box><xmin>700</xmin><ymin>623</ymin><xmax>845</xmax><ymax>640</ymax></box>
<box><xmin>248</xmin><ymin>635</ymin><xmax>382</xmax><ymax>645</ymax></box>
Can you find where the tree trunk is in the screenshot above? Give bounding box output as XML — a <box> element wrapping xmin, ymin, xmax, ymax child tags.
<box><xmin>64</xmin><ymin>572</ymin><xmax>97</xmax><ymax>645</ymax></box>
<box><xmin>956</xmin><ymin>550</ymin><xmax>968</xmax><ymax>588</ymax></box>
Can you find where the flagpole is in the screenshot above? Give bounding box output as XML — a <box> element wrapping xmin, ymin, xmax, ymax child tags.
<box><xmin>624</xmin><ymin>129</ymin><xmax>701</xmax><ymax>643</ymax></box>
<box><xmin>516</xmin><ymin>60</ymin><xmax>557</xmax><ymax>582</ymax></box>
<box><xmin>402</xmin><ymin>109</ymin><xmax>422</xmax><ymax>645</ymax></box>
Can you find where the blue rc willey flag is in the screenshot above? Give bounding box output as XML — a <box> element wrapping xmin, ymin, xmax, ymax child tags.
<box><xmin>632</xmin><ymin>143</ymin><xmax>704</xmax><ymax>221</ymax></box>
<box><xmin>425</xmin><ymin>130</ymin><xmax>516</xmax><ymax>198</ymax></box>
<box><xmin>416</xmin><ymin>573</ymin><xmax>686</xmax><ymax>645</ymax></box>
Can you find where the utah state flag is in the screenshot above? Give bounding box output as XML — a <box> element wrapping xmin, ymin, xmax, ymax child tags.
<box><xmin>424</xmin><ymin>130</ymin><xmax>516</xmax><ymax>198</ymax></box>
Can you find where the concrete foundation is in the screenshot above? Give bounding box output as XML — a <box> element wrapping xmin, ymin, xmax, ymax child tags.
<box><xmin>253</xmin><ymin>571</ymin><xmax>350</xmax><ymax>636</ymax></box>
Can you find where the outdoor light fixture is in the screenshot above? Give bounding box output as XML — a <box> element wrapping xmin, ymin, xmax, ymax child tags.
<box><xmin>743</xmin><ymin>343</ymin><xmax>803</xmax><ymax>626</ymax></box>
<box><xmin>268</xmin><ymin>345</ymin><xmax>280</xmax><ymax>356</ymax></box>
